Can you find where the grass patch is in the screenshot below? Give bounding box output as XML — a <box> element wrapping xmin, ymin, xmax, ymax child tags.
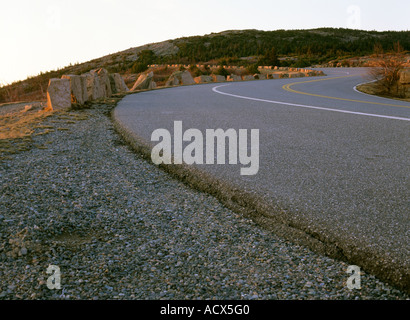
<box><xmin>0</xmin><ymin>104</ymin><xmax>53</xmax><ymax>140</ymax></box>
<box><xmin>33</xmin><ymin>129</ymin><xmax>54</xmax><ymax>136</ymax></box>
<box><xmin>0</xmin><ymin>97</ymin><xmax>122</xmax><ymax>161</ymax></box>
<box><xmin>0</xmin><ymin>103</ymin><xmax>56</xmax><ymax>160</ymax></box>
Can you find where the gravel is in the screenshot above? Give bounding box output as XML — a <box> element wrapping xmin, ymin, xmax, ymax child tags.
<box><xmin>0</xmin><ymin>103</ymin><xmax>408</xmax><ymax>300</ymax></box>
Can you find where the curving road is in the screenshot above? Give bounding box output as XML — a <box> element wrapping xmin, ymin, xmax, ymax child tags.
<box><xmin>113</xmin><ymin>68</ymin><xmax>410</xmax><ymax>292</ymax></box>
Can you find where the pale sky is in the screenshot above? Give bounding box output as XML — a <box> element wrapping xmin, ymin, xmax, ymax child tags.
<box><xmin>0</xmin><ymin>0</ymin><xmax>409</xmax><ymax>85</ymax></box>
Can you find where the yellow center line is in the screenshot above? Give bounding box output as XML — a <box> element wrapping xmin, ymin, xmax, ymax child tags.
<box><xmin>282</xmin><ymin>75</ymin><xmax>410</xmax><ymax>109</ymax></box>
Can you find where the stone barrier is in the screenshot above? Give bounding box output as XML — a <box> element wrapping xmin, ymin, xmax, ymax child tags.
<box><xmin>194</xmin><ymin>75</ymin><xmax>214</xmax><ymax>83</ymax></box>
<box><xmin>61</xmin><ymin>74</ymin><xmax>88</xmax><ymax>105</ymax></box>
<box><xmin>46</xmin><ymin>78</ymin><xmax>71</xmax><ymax>111</ymax></box>
<box><xmin>46</xmin><ymin>68</ymin><xmax>130</xmax><ymax>110</ymax></box>
<box><xmin>131</xmin><ymin>71</ymin><xmax>156</xmax><ymax>91</ymax></box>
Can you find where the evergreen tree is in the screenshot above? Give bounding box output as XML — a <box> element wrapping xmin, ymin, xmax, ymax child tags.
<box><xmin>131</xmin><ymin>50</ymin><xmax>156</xmax><ymax>73</ymax></box>
<box><xmin>258</xmin><ymin>47</ymin><xmax>279</xmax><ymax>67</ymax></box>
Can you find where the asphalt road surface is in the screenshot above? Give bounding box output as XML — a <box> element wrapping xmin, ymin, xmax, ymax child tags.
<box><xmin>113</xmin><ymin>68</ymin><xmax>409</xmax><ymax>292</ymax></box>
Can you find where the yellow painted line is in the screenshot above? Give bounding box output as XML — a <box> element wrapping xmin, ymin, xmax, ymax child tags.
<box><xmin>282</xmin><ymin>75</ymin><xmax>410</xmax><ymax>109</ymax></box>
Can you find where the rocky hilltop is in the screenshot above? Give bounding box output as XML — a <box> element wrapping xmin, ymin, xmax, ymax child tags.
<box><xmin>2</xmin><ymin>28</ymin><xmax>410</xmax><ymax>104</ymax></box>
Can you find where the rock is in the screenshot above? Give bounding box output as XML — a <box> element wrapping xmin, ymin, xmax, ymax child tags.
<box><xmin>180</xmin><ymin>70</ymin><xmax>195</xmax><ymax>85</ymax></box>
<box><xmin>80</xmin><ymin>75</ymin><xmax>89</xmax><ymax>100</ymax></box>
<box><xmin>108</xmin><ymin>74</ymin><xmax>117</xmax><ymax>94</ymax></box>
<box><xmin>305</xmin><ymin>71</ymin><xmax>316</xmax><ymax>76</ymax></box>
<box><xmin>165</xmin><ymin>70</ymin><xmax>195</xmax><ymax>86</ymax></box>
<box><xmin>194</xmin><ymin>75</ymin><xmax>213</xmax><ymax>83</ymax></box>
<box><xmin>399</xmin><ymin>69</ymin><xmax>410</xmax><ymax>84</ymax></box>
<box><xmin>212</xmin><ymin>75</ymin><xmax>226</xmax><ymax>82</ymax></box>
<box><xmin>91</xmin><ymin>68</ymin><xmax>112</xmax><ymax>98</ymax></box>
<box><xmin>110</xmin><ymin>73</ymin><xmax>130</xmax><ymax>93</ymax></box>
<box><xmin>21</xmin><ymin>103</ymin><xmax>43</xmax><ymax>113</ymax></box>
<box><xmin>398</xmin><ymin>69</ymin><xmax>410</xmax><ymax>98</ymax></box>
<box><xmin>61</xmin><ymin>74</ymin><xmax>88</xmax><ymax>105</ymax></box>
<box><xmin>267</xmin><ymin>74</ymin><xmax>280</xmax><ymax>79</ymax></box>
<box><xmin>242</xmin><ymin>75</ymin><xmax>255</xmax><ymax>81</ymax></box>
<box><xmin>83</xmin><ymin>68</ymin><xmax>113</xmax><ymax>100</ymax></box>
<box><xmin>46</xmin><ymin>78</ymin><xmax>71</xmax><ymax>111</ymax></box>
<box><xmin>227</xmin><ymin>74</ymin><xmax>242</xmax><ymax>81</ymax></box>
<box><xmin>288</xmin><ymin>72</ymin><xmax>304</xmax><ymax>78</ymax></box>
<box><xmin>84</xmin><ymin>72</ymin><xmax>102</xmax><ymax>101</ymax></box>
<box><xmin>165</xmin><ymin>74</ymin><xmax>179</xmax><ymax>86</ymax></box>
<box><xmin>131</xmin><ymin>71</ymin><xmax>156</xmax><ymax>91</ymax></box>
<box><xmin>255</xmin><ymin>74</ymin><xmax>267</xmax><ymax>80</ymax></box>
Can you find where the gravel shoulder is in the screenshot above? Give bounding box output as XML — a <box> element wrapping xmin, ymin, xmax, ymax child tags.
<box><xmin>0</xmin><ymin>101</ymin><xmax>408</xmax><ymax>300</ymax></box>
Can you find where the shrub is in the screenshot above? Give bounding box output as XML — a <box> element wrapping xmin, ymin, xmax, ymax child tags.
<box><xmin>189</xmin><ymin>65</ymin><xmax>202</xmax><ymax>76</ymax></box>
<box><xmin>214</xmin><ymin>66</ymin><xmax>229</xmax><ymax>77</ymax></box>
<box><xmin>246</xmin><ymin>63</ymin><xmax>259</xmax><ymax>75</ymax></box>
<box><xmin>368</xmin><ymin>41</ymin><xmax>406</xmax><ymax>95</ymax></box>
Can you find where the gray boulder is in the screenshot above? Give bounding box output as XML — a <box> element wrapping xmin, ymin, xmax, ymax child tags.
<box><xmin>110</xmin><ymin>73</ymin><xmax>130</xmax><ymax>93</ymax></box>
<box><xmin>212</xmin><ymin>75</ymin><xmax>226</xmax><ymax>82</ymax></box>
<box><xmin>91</xmin><ymin>68</ymin><xmax>112</xmax><ymax>98</ymax></box>
<box><xmin>61</xmin><ymin>74</ymin><xmax>88</xmax><ymax>105</ymax></box>
<box><xmin>227</xmin><ymin>74</ymin><xmax>242</xmax><ymax>81</ymax></box>
<box><xmin>84</xmin><ymin>72</ymin><xmax>102</xmax><ymax>100</ymax></box>
<box><xmin>194</xmin><ymin>75</ymin><xmax>213</xmax><ymax>83</ymax></box>
<box><xmin>166</xmin><ymin>70</ymin><xmax>195</xmax><ymax>86</ymax></box>
<box><xmin>242</xmin><ymin>75</ymin><xmax>255</xmax><ymax>81</ymax></box>
<box><xmin>131</xmin><ymin>71</ymin><xmax>156</xmax><ymax>91</ymax></box>
<box><xmin>46</xmin><ymin>78</ymin><xmax>71</xmax><ymax>111</ymax></box>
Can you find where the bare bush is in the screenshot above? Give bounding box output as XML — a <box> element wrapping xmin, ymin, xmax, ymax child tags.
<box><xmin>368</xmin><ymin>42</ymin><xmax>407</xmax><ymax>96</ymax></box>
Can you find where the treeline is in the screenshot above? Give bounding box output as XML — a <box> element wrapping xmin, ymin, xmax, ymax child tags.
<box><xmin>160</xmin><ymin>28</ymin><xmax>410</xmax><ymax>67</ymax></box>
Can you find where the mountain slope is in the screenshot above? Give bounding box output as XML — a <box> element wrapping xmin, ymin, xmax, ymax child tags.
<box><xmin>1</xmin><ymin>28</ymin><xmax>409</xmax><ymax>103</ymax></box>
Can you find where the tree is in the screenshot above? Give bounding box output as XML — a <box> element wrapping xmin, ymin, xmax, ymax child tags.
<box><xmin>373</xmin><ymin>42</ymin><xmax>383</xmax><ymax>57</ymax></box>
<box><xmin>131</xmin><ymin>50</ymin><xmax>156</xmax><ymax>73</ymax></box>
<box><xmin>258</xmin><ymin>47</ymin><xmax>279</xmax><ymax>67</ymax></box>
<box><xmin>246</xmin><ymin>63</ymin><xmax>259</xmax><ymax>75</ymax></box>
<box><xmin>368</xmin><ymin>41</ymin><xmax>406</xmax><ymax>95</ymax></box>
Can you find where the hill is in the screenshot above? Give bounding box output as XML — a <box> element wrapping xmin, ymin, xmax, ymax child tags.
<box><xmin>1</xmin><ymin>28</ymin><xmax>409</xmax><ymax>103</ymax></box>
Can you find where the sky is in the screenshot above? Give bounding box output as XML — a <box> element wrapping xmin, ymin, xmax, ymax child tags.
<box><xmin>0</xmin><ymin>0</ymin><xmax>409</xmax><ymax>85</ymax></box>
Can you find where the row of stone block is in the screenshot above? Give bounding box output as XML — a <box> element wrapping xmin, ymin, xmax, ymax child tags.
<box><xmin>46</xmin><ymin>68</ymin><xmax>129</xmax><ymax>111</ymax></box>
<box><xmin>128</xmin><ymin>69</ymin><xmax>324</xmax><ymax>92</ymax></box>
<box><xmin>147</xmin><ymin>64</ymin><xmax>318</xmax><ymax>74</ymax></box>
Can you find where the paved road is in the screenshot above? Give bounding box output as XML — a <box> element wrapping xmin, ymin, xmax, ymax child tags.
<box><xmin>114</xmin><ymin>68</ymin><xmax>409</xmax><ymax>292</ymax></box>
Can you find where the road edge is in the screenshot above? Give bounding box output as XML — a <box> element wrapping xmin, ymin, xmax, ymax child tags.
<box><xmin>111</xmin><ymin>97</ymin><xmax>410</xmax><ymax>296</ymax></box>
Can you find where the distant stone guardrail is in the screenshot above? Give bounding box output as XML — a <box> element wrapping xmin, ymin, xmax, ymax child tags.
<box><xmin>127</xmin><ymin>66</ymin><xmax>325</xmax><ymax>94</ymax></box>
<box><xmin>46</xmin><ymin>66</ymin><xmax>325</xmax><ymax>111</ymax></box>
